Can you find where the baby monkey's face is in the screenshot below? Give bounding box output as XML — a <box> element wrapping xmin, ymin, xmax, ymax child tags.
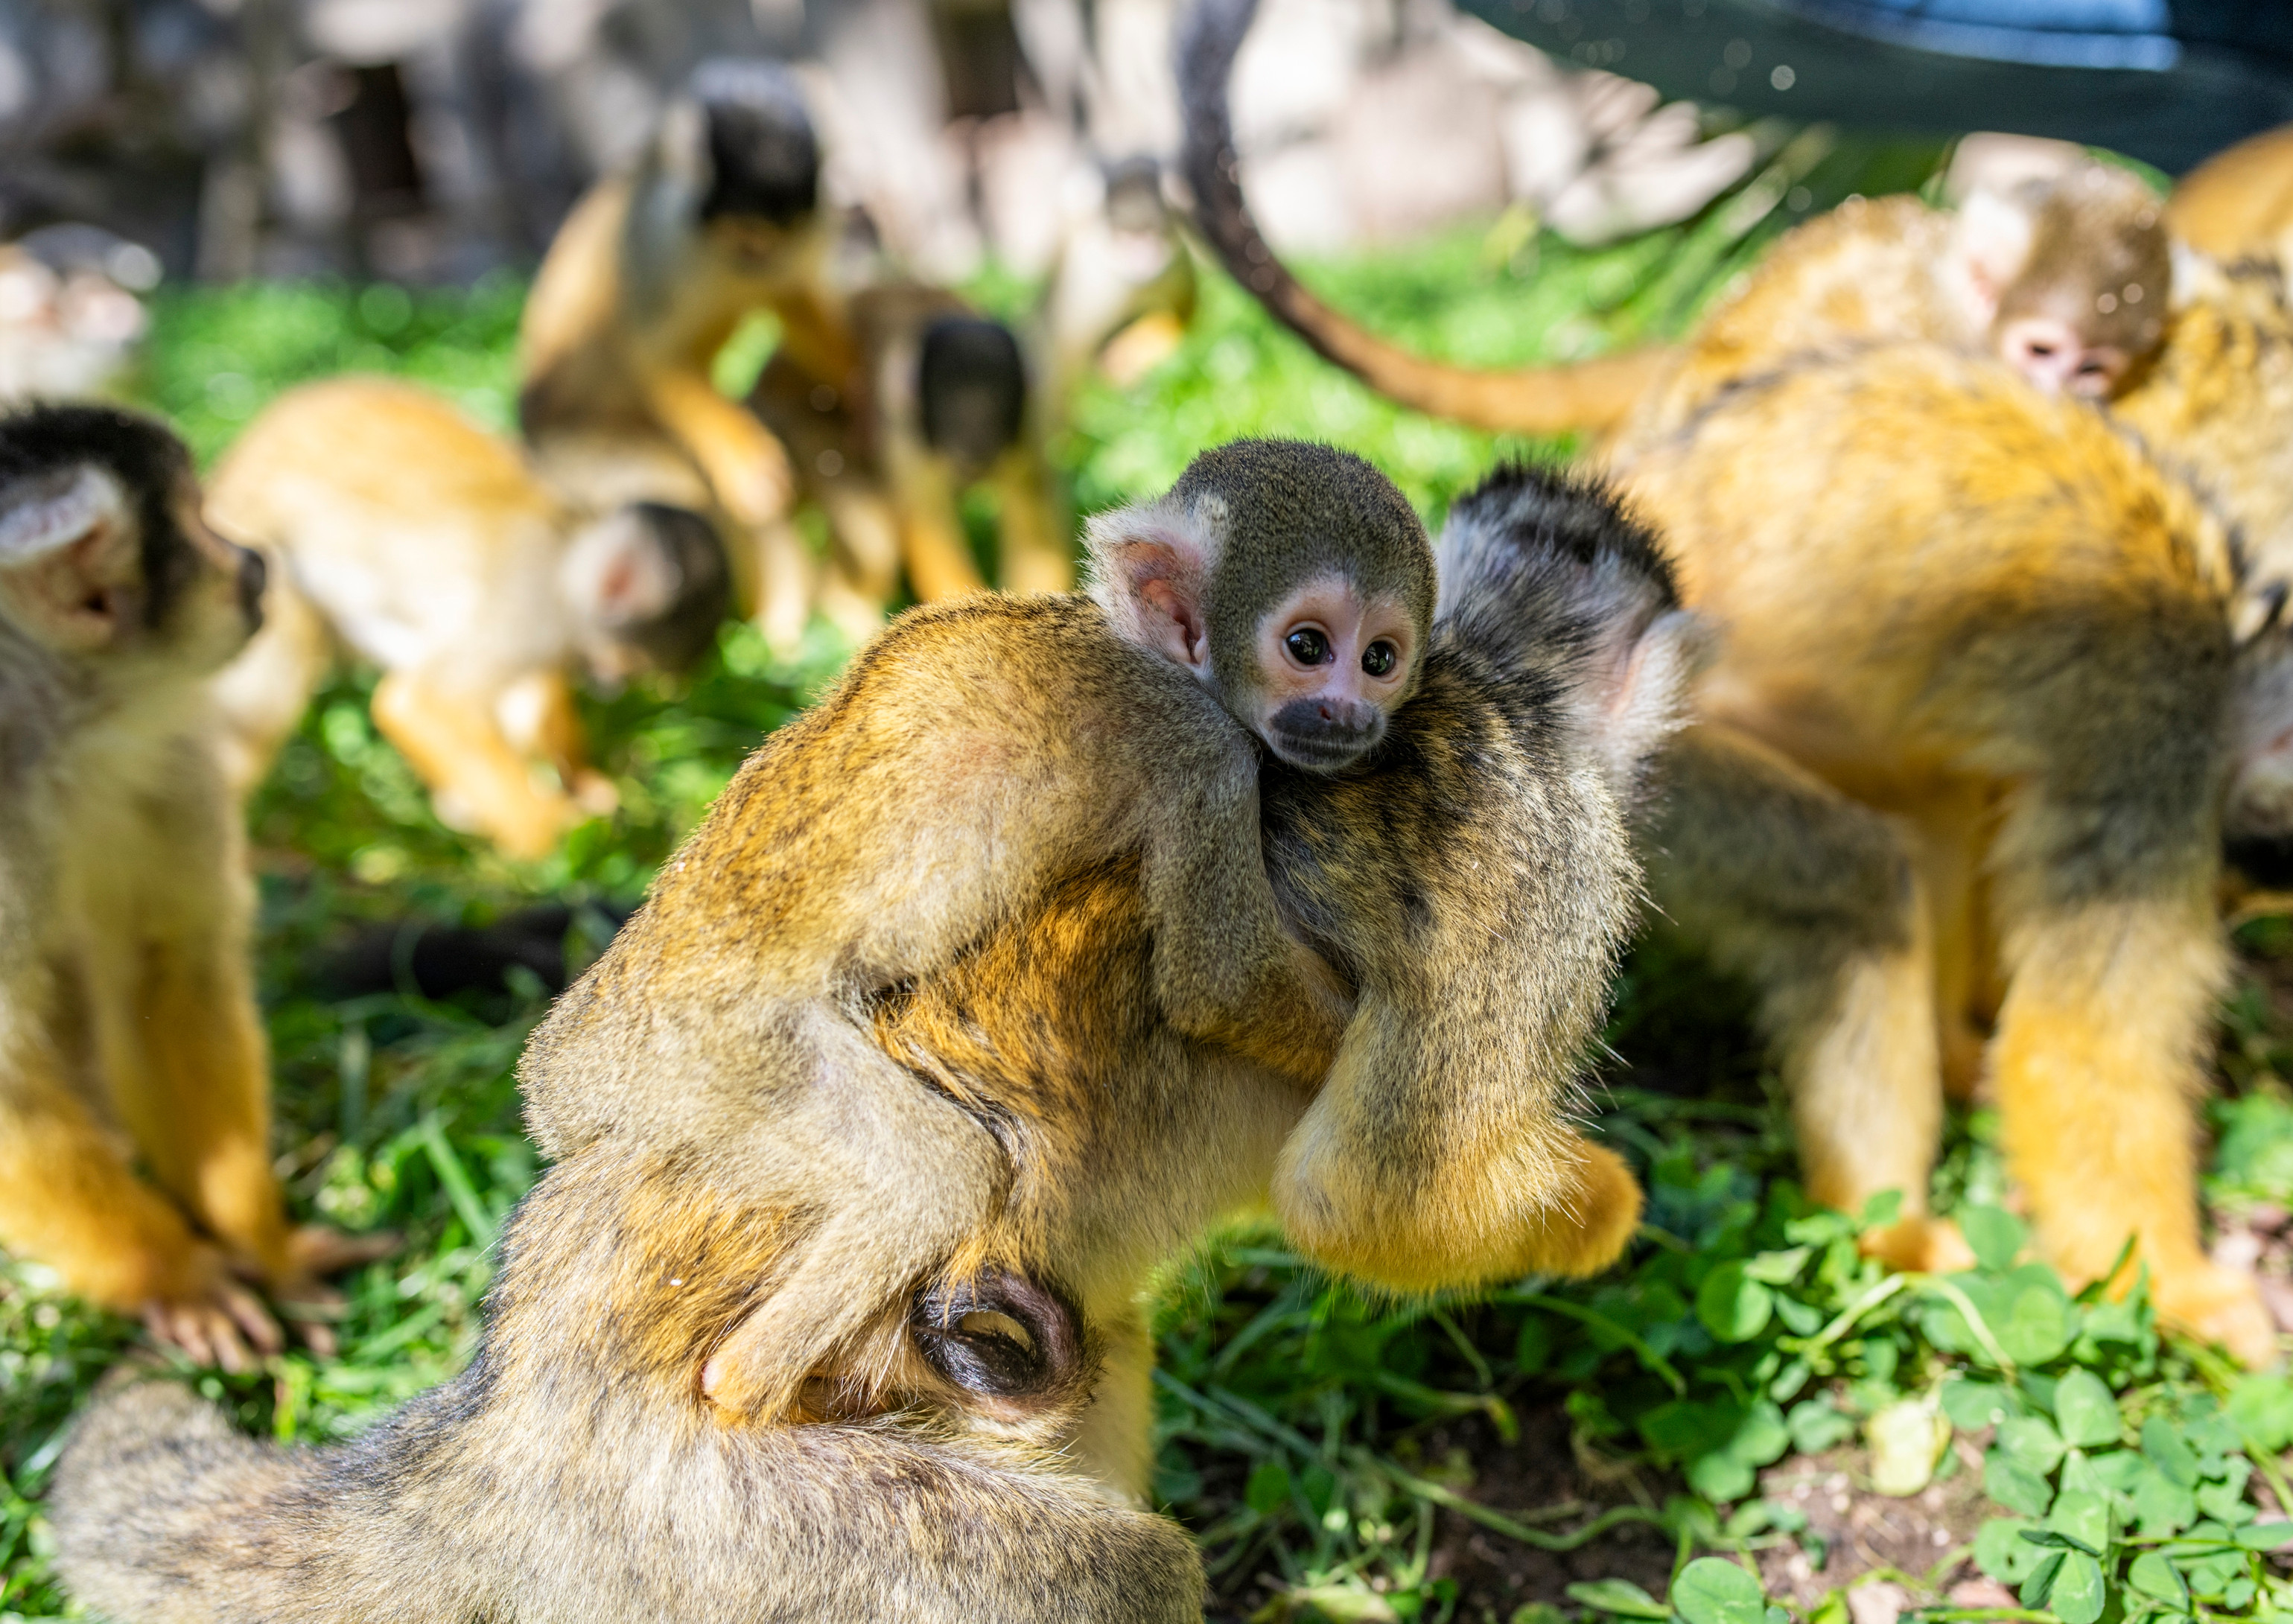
<box><xmin>1249</xmin><ymin>573</ymin><xmax>1417</xmax><ymax>771</ymax></box>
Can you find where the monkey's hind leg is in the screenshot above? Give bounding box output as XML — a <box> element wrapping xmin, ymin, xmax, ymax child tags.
<box><xmin>0</xmin><ymin>1051</ymin><xmax>227</xmax><ymax>1318</ymax></box>
<box><xmin>888</xmin><ymin>443</ymin><xmax>988</xmax><ymax>602</ymax></box>
<box><xmin>1988</xmin><ymin>879</ymin><xmax>2274</xmax><ymax>1363</ymax></box>
<box><xmin>1649</xmin><ymin>725</ymin><xmax>1969</xmax><ymax>1273</ymax></box>
<box><xmin>699</xmin><ymin>1018</ymin><xmax>1012</xmax><ymax>1424</ymax></box>
<box><xmin>370</xmin><ymin>670</ymin><xmax>580</xmax><ymax>861</ymax></box>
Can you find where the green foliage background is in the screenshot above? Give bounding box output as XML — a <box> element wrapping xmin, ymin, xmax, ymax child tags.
<box><xmin>10</xmin><ymin>133</ymin><xmax>2293</xmax><ymax>1624</ymax></box>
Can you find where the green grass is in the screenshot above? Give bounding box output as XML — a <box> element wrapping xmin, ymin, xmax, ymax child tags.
<box><xmin>13</xmin><ymin>145</ymin><xmax>2293</xmax><ymax>1624</ymax></box>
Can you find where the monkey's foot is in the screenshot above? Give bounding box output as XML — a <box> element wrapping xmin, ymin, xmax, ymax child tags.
<box><xmin>2152</xmin><ymin>1259</ymin><xmax>2278</xmax><ymax>1368</ymax></box>
<box><xmin>281</xmin><ymin>1223</ymin><xmax>400</xmax><ymax>1278</ymax></box>
<box><xmin>259</xmin><ymin>1226</ymin><xmax>401</xmax><ymax>1358</ymax></box>
<box><xmin>1861</xmin><ymin>1215</ymin><xmax>1977</xmax><ymax>1275</ymax></box>
<box><xmin>141</xmin><ymin>1255</ymin><xmax>282</xmax><ymax>1375</ymax></box>
<box><xmin>1532</xmin><ymin>1141</ymin><xmax>1645</xmax><ymax>1278</ymax></box>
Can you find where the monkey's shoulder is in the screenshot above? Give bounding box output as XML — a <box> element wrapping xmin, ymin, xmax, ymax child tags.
<box><xmin>827</xmin><ymin>592</ymin><xmax>1235</xmax><ymax>750</ymax></box>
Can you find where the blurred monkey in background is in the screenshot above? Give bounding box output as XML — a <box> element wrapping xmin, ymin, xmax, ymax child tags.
<box><xmin>1182</xmin><ymin>0</ymin><xmax>2172</xmax><ymax>440</ymax></box>
<box><xmin>518</xmin><ymin>57</ymin><xmax>836</xmax><ymax>642</ymax></box>
<box><xmin>749</xmin><ymin>281</ymin><xmax>1072</xmax><ymax>635</ymax></box>
<box><xmin>0</xmin><ymin>404</ymin><xmax>385</xmax><ymax>1375</ymax></box>
<box><xmin>208</xmin><ymin>378</ymin><xmax>730</xmax><ymax>861</ymax></box>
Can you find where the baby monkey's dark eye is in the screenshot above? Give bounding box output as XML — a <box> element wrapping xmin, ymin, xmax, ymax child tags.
<box><xmin>1361</xmin><ymin>640</ymin><xmax>1398</xmax><ymax>677</ymax></box>
<box><xmin>1285</xmin><ymin>627</ymin><xmax>1330</xmax><ymax>665</ymax></box>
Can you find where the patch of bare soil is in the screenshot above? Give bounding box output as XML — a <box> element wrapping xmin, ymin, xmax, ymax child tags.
<box><xmin>1752</xmin><ymin>1438</ymin><xmax>1993</xmax><ymax>1614</ymax></box>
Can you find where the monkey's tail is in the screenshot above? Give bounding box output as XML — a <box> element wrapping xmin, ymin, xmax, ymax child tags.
<box><xmin>1176</xmin><ymin>0</ymin><xmax>1666</xmax><ymax>439</ymax></box>
<box><xmin>47</xmin><ymin>1375</ymin><xmax>466</xmax><ymax>1624</ymax></box>
<box><xmin>1436</xmin><ymin>463</ymin><xmax>1710</xmax><ymax>797</ymax></box>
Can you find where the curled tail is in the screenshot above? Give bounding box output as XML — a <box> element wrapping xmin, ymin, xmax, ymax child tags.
<box><xmin>50</xmin><ymin>1365</ymin><xmax>1206</xmax><ymax>1623</ymax></box>
<box><xmin>48</xmin><ymin>1373</ymin><xmax>494</xmax><ymax>1624</ymax></box>
<box><xmin>1176</xmin><ymin>0</ymin><xmax>1666</xmax><ymax>438</ymax></box>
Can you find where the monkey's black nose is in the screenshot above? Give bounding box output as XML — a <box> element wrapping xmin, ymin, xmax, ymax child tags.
<box><xmin>235</xmin><ymin>547</ymin><xmax>267</xmax><ymax>624</ymax></box>
<box><xmin>1268</xmin><ymin>696</ymin><xmax>1384</xmax><ymax>771</ymax></box>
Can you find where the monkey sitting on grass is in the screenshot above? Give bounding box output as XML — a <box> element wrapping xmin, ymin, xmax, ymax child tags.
<box><xmin>51</xmin><ymin>445</ymin><xmax>1696</xmax><ymax>1623</ymax></box>
<box><xmin>0</xmin><ymin>404</ymin><xmax>387</xmax><ymax>1374</ymax></box>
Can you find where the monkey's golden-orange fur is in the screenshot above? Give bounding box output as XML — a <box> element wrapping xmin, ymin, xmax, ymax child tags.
<box><xmin>206</xmin><ymin>378</ymin><xmax>728</xmax><ymax>861</ymax></box>
<box><xmin>0</xmin><ymin>406</ymin><xmax>377</xmax><ymax>1371</ymax></box>
<box><xmin>1613</xmin><ymin>335</ymin><xmax>2277</xmax><ymax>1360</ymax></box>
<box><xmin>50</xmin><ymin>457</ymin><xmax>1679</xmax><ymax>1620</ymax></box>
<box><xmin>2169</xmin><ymin>123</ymin><xmax>2293</xmax><ymax>262</ymax></box>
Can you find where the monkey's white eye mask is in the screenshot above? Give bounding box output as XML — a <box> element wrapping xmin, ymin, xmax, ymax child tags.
<box><xmin>1253</xmin><ymin>573</ymin><xmax>1417</xmax><ymax>772</ymax></box>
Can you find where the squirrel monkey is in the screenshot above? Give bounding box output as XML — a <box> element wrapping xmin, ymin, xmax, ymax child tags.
<box><xmin>1611</xmin><ymin>167</ymin><xmax>2170</xmax><ymax>455</ymax></box>
<box><xmin>0</xmin><ymin>405</ymin><xmax>383</xmax><ymax>1373</ymax></box>
<box><xmin>1180</xmin><ymin>0</ymin><xmax>2170</xmax><ymax>436</ymax></box>
<box><xmin>50</xmin><ymin>451</ymin><xmax>1692</xmax><ymax>1620</ymax></box>
<box><xmin>518</xmin><ymin>57</ymin><xmax>837</xmax><ymax>634</ymax></box>
<box><xmin>2169</xmin><ymin>122</ymin><xmax>2293</xmax><ymax>264</ymax></box>
<box><xmin>748</xmin><ymin>281</ymin><xmax>1074</xmax><ymax>634</ymax></box>
<box><xmin>1609</xmin><ymin>313</ymin><xmax>2293</xmax><ymax>1364</ymax></box>
<box><xmin>206</xmin><ymin>378</ymin><xmax>731</xmax><ymax>861</ymax></box>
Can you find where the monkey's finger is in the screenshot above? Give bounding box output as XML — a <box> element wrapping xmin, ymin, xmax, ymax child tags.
<box><xmin>287</xmin><ymin>1223</ymin><xmax>401</xmax><ymax>1277</ymax></box>
<box><xmin>147</xmin><ymin>1302</ymin><xmax>214</xmax><ymax>1369</ymax></box>
<box><xmin>217</xmin><ymin>1280</ymin><xmax>284</xmax><ymax>1359</ymax></box>
<box><xmin>203</xmin><ymin>1309</ymin><xmax>253</xmax><ymax>1376</ymax></box>
<box><xmin>295</xmin><ymin>1317</ymin><xmax>340</xmax><ymax>1360</ymax></box>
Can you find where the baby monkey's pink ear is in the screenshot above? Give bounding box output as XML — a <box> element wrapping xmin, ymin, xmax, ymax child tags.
<box><xmin>1087</xmin><ymin>515</ymin><xmax>1213</xmax><ymax>673</ymax></box>
<box><xmin>1947</xmin><ymin>187</ymin><xmax>2038</xmax><ymax>323</ymax></box>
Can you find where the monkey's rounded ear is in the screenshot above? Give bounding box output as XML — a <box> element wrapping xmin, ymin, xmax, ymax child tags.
<box><xmin>2169</xmin><ymin>239</ymin><xmax>2231</xmax><ymax>312</ymax></box>
<box><xmin>1950</xmin><ymin>188</ymin><xmax>2037</xmax><ymax>316</ymax></box>
<box><xmin>1084</xmin><ymin>511</ymin><xmax>1212</xmax><ymax>671</ymax></box>
<box><xmin>0</xmin><ymin>464</ymin><xmax>135</xmax><ymax>650</ymax></box>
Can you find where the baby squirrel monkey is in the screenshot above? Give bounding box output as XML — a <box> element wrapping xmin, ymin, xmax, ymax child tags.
<box><xmin>0</xmin><ymin>405</ymin><xmax>382</xmax><ymax>1373</ymax></box>
<box><xmin>206</xmin><ymin>378</ymin><xmax>731</xmax><ymax>860</ymax></box>
<box><xmin>52</xmin><ymin>449</ymin><xmax>1690</xmax><ymax>1622</ymax></box>
<box><xmin>1180</xmin><ymin>0</ymin><xmax>2169</xmax><ymax>436</ymax></box>
<box><xmin>1614</xmin><ymin>164</ymin><xmax>2170</xmax><ymax>450</ymax></box>
<box><xmin>519</xmin><ymin>57</ymin><xmax>833</xmax><ymax>632</ymax></box>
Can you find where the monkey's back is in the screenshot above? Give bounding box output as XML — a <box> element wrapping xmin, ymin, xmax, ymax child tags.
<box><xmin>206</xmin><ymin>378</ymin><xmax>574</xmax><ymax>682</ymax></box>
<box><xmin>2169</xmin><ymin>124</ymin><xmax>2293</xmax><ymax>262</ymax></box>
<box><xmin>519</xmin><ymin>590</ymin><xmax>1249</xmax><ymax>1155</ymax></box>
<box><xmin>2111</xmin><ymin>266</ymin><xmax>2293</xmax><ymax>585</ymax></box>
<box><xmin>1621</xmin><ymin>196</ymin><xmax>1960</xmax><ymax>454</ymax></box>
<box><xmin>1618</xmin><ymin>341</ymin><xmax>2236</xmax><ymax>805</ymax></box>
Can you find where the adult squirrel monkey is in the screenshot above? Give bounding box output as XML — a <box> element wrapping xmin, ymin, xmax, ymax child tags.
<box><xmin>518</xmin><ymin>57</ymin><xmax>837</xmax><ymax>639</ymax></box>
<box><xmin>0</xmin><ymin>405</ymin><xmax>385</xmax><ymax>1373</ymax></box>
<box><xmin>1609</xmin><ymin>267</ymin><xmax>2293</xmax><ymax>1363</ymax></box>
<box><xmin>1182</xmin><ymin>0</ymin><xmax>2172</xmax><ymax>439</ymax></box>
<box><xmin>51</xmin><ymin>448</ymin><xmax>1693</xmax><ymax>1621</ymax></box>
<box><xmin>207</xmin><ymin>378</ymin><xmax>731</xmax><ymax>860</ymax></box>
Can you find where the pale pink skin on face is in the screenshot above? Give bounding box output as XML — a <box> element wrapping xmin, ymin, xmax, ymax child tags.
<box><xmin>1995</xmin><ymin>313</ymin><xmax>2129</xmax><ymax>398</ymax></box>
<box><xmin>1143</xmin><ymin>569</ymin><xmax>1416</xmax><ymax>745</ymax></box>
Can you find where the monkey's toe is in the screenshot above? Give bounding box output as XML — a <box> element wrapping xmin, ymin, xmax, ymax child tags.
<box><xmin>2155</xmin><ymin>1260</ymin><xmax>2279</xmax><ymax>1369</ymax></box>
<box><xmin>1860</xmin><ymin>1215</ymin><xmax>1976</xmax><ymax>1276</ymax></box>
